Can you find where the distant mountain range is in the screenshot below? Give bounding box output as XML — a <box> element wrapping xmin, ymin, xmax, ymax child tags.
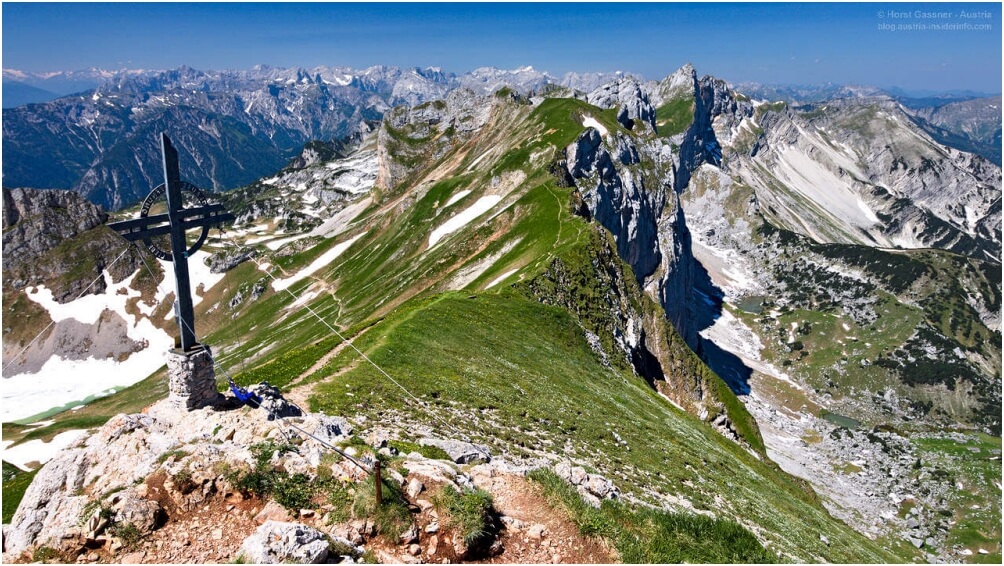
<box><xmin>1</xmin><ymin>65</ymin><xmax>630</xmax><ymax>209</ymax></box>
<box><xmin>2</xmin><ymin>65</ymin><xmax>1000</xmax><ymax>212</ymax></box>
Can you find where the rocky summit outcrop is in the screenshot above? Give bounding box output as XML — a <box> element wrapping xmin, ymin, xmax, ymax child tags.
<box><xmin>3</xmin><ymin>385</ymin><xmax>616</xmax><ymax>563</ymax></box>
<box><xmin>375</xmin><ymin>88</ymin><xmax>495</xmax><ymax>192</ymax></box>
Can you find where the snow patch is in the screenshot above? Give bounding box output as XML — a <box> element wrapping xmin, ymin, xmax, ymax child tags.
<box><xmin>582</xmin><ymin>116</ymin><xmax>608</xmax><ymax>137</ymax></box>
<box><xmin>156</xmin><ymin>251</ymin><xmax>226</xmax><ymax>307</ymax></box>
<box><xmin>486</xmin><ymin>269</ymin><xmax>519</xmax><ymax>289</ymax></box>
<box><xmin>264</xmin><ymin>234</ymin><xmax>311</xmax><ymax>251</ymax></box>
<box><xmin>444</xmin><ymin>189</ymin><xmax>472</xmax><ymax>208</ymax></box>
<box><xmin>272</xmin><ymin>233</ymin><xmax>364</xmax><ymax>292</ymax></box>
<box><xmin>6</xmin><ymin>268</ymin><xmax>177</xmax><ymax>421</ymax></box>
<box><xmin>1</xmin><ymin>430</ymin><xmax>88</xmax><ymax>471</ymax></box>
<box><xmin>429</xmin><ymin>196</ymin><xmax>503</xmax><ymax>247</ymax></box>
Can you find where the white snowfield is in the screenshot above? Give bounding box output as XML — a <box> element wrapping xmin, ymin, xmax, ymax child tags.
<box><xmin>157</xmin><ymin>251</ymin><xmax>226</xmax><ymax>308</ymax></box>
<box><xmin>486</xmin><ymin>268</ymin><xmax>519</xmax><ymax>289</ymax></box>
<box><xmin>428</xmin><ymin>195</ymin><xmax>503</xmax><ymax>247</ymax></box>
<box><xmin>582</xmin><ymin>115</ymin><xmax>608</xmax><ymax>137</ymax></box>
<box><xmin>444</xmin><ymin>189</ymin><xmax>472</xmax><ymax>209</ymax></box>
<box><xmin>2</xmin><ymin>251</ymin><xmax>228</xmax><ymax>423</ymax></box>
<box><xmin>3</xmin><ymin>270</ymin><xmax>175</xmax><ymax>422</ymax></box>
<box><xmin>272</xmin><ymin>233</ymin><xmax>364</xmax><ymax>292</ymax></box>
<box><xmin>2</xmin><ymin>430</ymin><xmax>88</xmax><ymax>471</ymax></box>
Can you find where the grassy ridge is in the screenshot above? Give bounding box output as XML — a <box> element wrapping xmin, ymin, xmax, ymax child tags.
<box><xmin>304</xmin><ymin>291</ymin><xmax>903</xmax><ymax>562</ymax></box>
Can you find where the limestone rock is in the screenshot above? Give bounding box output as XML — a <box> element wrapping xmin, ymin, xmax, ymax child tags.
<box><xmin>248</xmin><ymin>383</ymin><xmax>302</xmax><ymax>419</ymax></box>
<box><xmin>313</xmin><ymin>415</ymin><xmax>352</xmax><ymax>444</ymax></box>
<box><xmin>407</xmin><ymin>478</ymin><xmax>425</xmax><ymax>499</ymax></box>
<box><xmin>239</xmin><ymin>521</ymin><xmax>330</xmax><ymax>564</ymax></box>
<box><xmin>254</xmin><ymin>500</ymin><xmax>292</xmax><ymax>525</ymax></box>
<box><xmin>418</xmin><ymin>438</ymin><xmax>490</xmax><ymax>465</ymax></box>
<box><xmin>586</xmin><ymin>78</ymin><xmax>657</xmax><ymax>132</ymax></box>
<box><xmin>110</xmin><ymin>489</ymin><xmax>163</xmax><ymax>534</ymax></box>
<box><xmin>208</xmin><ymin>249</ymin><xmax>257</xmax><ymax>274</ymax></box>
<box><xmin>553</xmin><ymin>461</ymin><xmax>620</xmax><ymax>507</ymax></box>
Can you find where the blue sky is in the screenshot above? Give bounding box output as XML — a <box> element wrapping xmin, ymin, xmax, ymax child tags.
<box><xmin>3</xmin><ymin>2</ymin><xmax>1001</xmax><ymax>93</ymax></box>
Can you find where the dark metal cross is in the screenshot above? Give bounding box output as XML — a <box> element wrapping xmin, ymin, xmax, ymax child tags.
<box><xmin>108</xmin><ymin>134</ymin><xmax>234</xmax><ymax>352</ymax></box>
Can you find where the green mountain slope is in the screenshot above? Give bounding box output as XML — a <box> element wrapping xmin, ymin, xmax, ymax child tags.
<box><xmin>179</xmin><ymin>92</ymin><xmax>911</xmax><ymax>561</ymax></box>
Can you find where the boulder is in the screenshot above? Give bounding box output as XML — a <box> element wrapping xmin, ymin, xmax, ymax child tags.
<box><xmin>254</xmin><ymin>500</ymin><xmax>292</xmax><ymax>525</ymax></box>
<box><xmin>110</xmin><ymin>489</ymin><xmax>163</xmax><ymax>534</ymax></box>
<box><xmin>407</xmin><ymin>478</ymin><xmax>425</xmax><ymax>499</ymax></box>
<box><xmin>239</xmin><ymin>521</ymin><xmax>330</xmax><ymax>564</ymax></box>
<box><xmin>248</xmin><ymin>383</ymin><xmax>302</xmax><ymax>419</ymax></box>
<box><xmin>553</xmin><ymin>461</ymin><xmax>620</xmax><ymax>506</ymax></box>
<box><xmin>418</xmin><ymin>438</ymin><xmax>490</xmax><ymax>464</ymax></box>
<box><xmin>312</xmin><ymin>415</ymin><xmax>353</xmax><ymax>444</ymax></box>
<box><xmin>3</xmin><ymin>447</ymin><xmax>91</xmax><ymax>555</ymax></box>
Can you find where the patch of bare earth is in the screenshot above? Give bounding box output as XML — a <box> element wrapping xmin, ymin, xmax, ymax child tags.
<box><xmin>473</xmin><ymin>473</ymin><xmax>615</xmax><ymax>564</ymax></box>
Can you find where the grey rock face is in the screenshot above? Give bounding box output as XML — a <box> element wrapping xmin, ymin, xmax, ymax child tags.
<box><xmin>1</xmin><ymin>187</ymin><xmax>149</xmax><ymax>303</ymax></box>
<box><xmin>313</xmin><ymin>415</ymin><xmax>353</xmax><ymax>444</ymax></box>
<box><xmin>565</xmin><ymin>129</ymin><xmax>662</xmax><ymax>282</ymax></box>
<box><xmin>2</xmin><ymin>187</ymin><xmax>104</xmax><ymax>275</ymax></box>
<box><xmin>562</xmin><ymin>126</ymin><xmax>701</xmax><ymax>348</ymax></box>
<box><xmin>248</xmin><ymin>382</ymin><xmax>303</xmax><ymax>419</ymax></box>
<box><xmin>3</xmin><ymin>448</ymin><xmax>90</xmax><ymax>555</ymax></box>
<box><xmin>376</xmin><ymin>88</ymin><xmax>494</xmax><ymax>191</ymax></box>
<box><xmin>208</xmin><ymin>249</ymin><xmax>257</xmax><ymax>274</ymax></box>
<box><xmin>110</xmin><ymin>489</ymin><xmax>163</xmax><ymax>534</ymax></box>
<box><xmin>586</xmin><ymin>78</ymin><xmax>657</xmax><ymax>132</ymax></box>
<box><xmin>729</xmin><ymin>94</ymin><xmax>1001</xmax><ymax>259</ymax></box>
<box><xmin>239</xmin><ymin>521</ymin><xmax>330</xmax><ymax>564</ymax></box>
<box><xmin>418</xmin><ymin>438</ymin><xmax>491</xmax><ymax>464</ymax></box>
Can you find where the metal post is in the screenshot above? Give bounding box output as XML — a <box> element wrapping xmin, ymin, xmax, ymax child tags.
<box><xmin>374</xmin><ymin>460</ymin><xmax>383</xmax><ymax>506</ymax></box>
<box><xmin>161</xmin><ymin>133</ymin><xmax>198</xmax><ymax>352</ymax></box>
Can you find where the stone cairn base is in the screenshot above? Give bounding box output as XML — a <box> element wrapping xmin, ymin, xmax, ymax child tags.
<box><xmin>166</xmin><ymin>345</ymin><xmax>223</xmax><ymax>410</ymax></box>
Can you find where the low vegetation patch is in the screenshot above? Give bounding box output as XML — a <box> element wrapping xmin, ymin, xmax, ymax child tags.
<box><xmin>227</xmin><ymin>442</ymin><xmax>408</xmax><ymax>535</ymax></box>
<box><xmin>433</xmin><ymin>485</ymin><xmax>498</xmax><ymax>549</ymax></box>
<box><xmin>527</xmin><ymin>468</ymin><xmax>778</xmax><ymax>563</ymax></box>
<box><xmin>350</xmin><ymin>475</ymin><xmax>412</xmax><ymax>539</ymax></box>
<box><xmin>3</xmin><ymin>461</ymin><xmax>39</xmax><ymax>523</ymax></box>
<box><xmin>387</xmin><ymin>439</ymin><xmax>451</xmax><ymax>461</ymax></box>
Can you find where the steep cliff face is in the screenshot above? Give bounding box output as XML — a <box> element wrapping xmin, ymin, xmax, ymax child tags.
<box><xmin>564</xmin><ymin>129</ymin><xmax>663</xmax><ymax>282</ymax></box>
<box><xmin>515</xmin><ymin>224</ymin><xmax>764</xmax><ymax>454</ymax></box>
<box><xmin>1</xmin><ymin>188</ymin><xmax>143</xmax><ymax>298</ymax></box>
<box><xmin>553</xmin><ymin>84</ymin><xmax>755</xmax><ymax>437</ymax></box>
